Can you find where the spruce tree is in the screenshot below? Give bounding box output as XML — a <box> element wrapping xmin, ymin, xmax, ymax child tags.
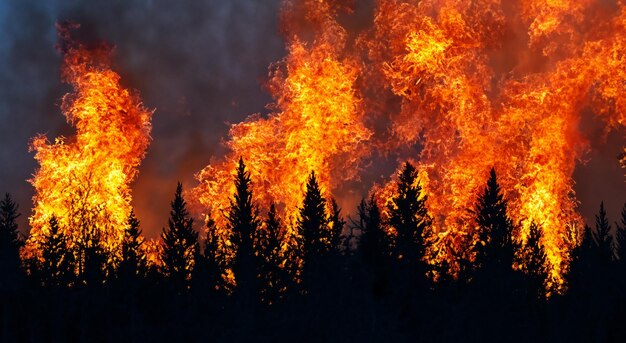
<box><xmin>615</xmin><ymin>202</ymin><xmax>626</xmax><ymax>263</ymax></box>
<box><xmin>80</xmin><ymin>226</ymin><xmax>107</xmax><ymax>286</ymax></box>
<box><xmin>257</xmin><ymin>204</ymin><xmax>285</xmax><ymax>304</ymax></box>
<box><xmin>161</xmin><ymin>182</ymin><xmax>198</xmax><ymax>291</ymax></box>
<box><xmin>40</xmin><ymin>216</ymin><xmax>72</xmax><ymax>287</ymax></box>
<box><xmin>523</xmin><ymin>222</ymin><xmax>548</xmax><ymax>298</ymax></box>
<box><xmin>297</xmin><ymin>171</ymin><xmax>329</xmax><ymax>288</ymax></box>
<box><xmin>358</xmin><ymin>195</ymin><xmax>389</xmax><ymax>268</ymax></box>
<box><xmin>0</xmin><ymin>193</ymin><xmax>23</xmax><ymax>290</ymax></box>
<box><xmin>193</xmin><ymin>217</ymin><xmax>223</xmax><ymax>295</ymax></box>
<box><xmin>594</xmin><ymin>201</ymin><xmax>613</xmax><ymax>263</ymax></box>
<box><xmin>119</xmin><ymin>210</ymin><xmax>146</xmax><ymax>280</ymax></box>
<box><xmin>328</xmin><ymin>198</ymin><xmax>345</xmax><ymax>255</ymax></box>
<box><xmin>473</xmin><ymin>168</ymin><xmax>516</xmax><ymax>273</ymax></box>
<box><xmin>227</xmin><ymin>158</ymin><xmax>260</xmax><ymax>300</ymax></box>
<box><xmin>387</xmin><ymin>162</ymin><xmax>431</xmax><ymax>270</ymax></box>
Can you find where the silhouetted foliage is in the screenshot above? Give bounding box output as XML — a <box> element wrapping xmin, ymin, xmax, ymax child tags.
<box><xmin>356</xmin><ymin>195</ymin><xmax>391</xmax><ymax>296</ymax></box>
<box><xmin>228</xmin><ymin>158</ymin><xmax>261</xmax><ymax>301</ymax></box>
<box><xmin>328</xmin><ymin>198</ymin><xmax>345</xmax><ymax>255</ymax></box>
<box><xmin>192</xmin><ymin>217</ymin><xmax>223</xmax><ymax>295</ymax></box>
<box><xmin>257</xmin><ymin>204</ymin><xmax>286</xmax><ymax>304</ymax></box>
<box><xmin>0</xmin><ymin>193</ymin><xmax>23</xmax><ymax>290</ymax></box>
<box><xmin>119</xmin><ymin>210</ymin><xmax>146</xmax><ymax>281</ymax></box>
<box><xmin>521</xmin><ymin>221</ymin><xmax>548</xmax><ymax>298</ymax></box>
<box><xmin>387</xmin><ymin>162</ymin><xmax>431</xmax><ymax>272</ymax></box>
<box><xmin>595</xmin><ymin>201</ymin><xmax>613</xmax><ymax>263</ymax></box>
<box><xmin>161</xmin><ymin>182</ymin><xmax>198</xmax><ymax>291</ymax></box>
<box><xmin>615</xmin><ymin>202</ymin><xmax>626</xmax><ymax>264</ymax></box>
<box><xmin>40</xmin><ymin>216</ymin><xmax>73</xmax><ymax>287</ymax></box>
<box><xmin>473</xmin><ymin>168</ymin><xmax>516</xmax><ymax>274</ymax></box>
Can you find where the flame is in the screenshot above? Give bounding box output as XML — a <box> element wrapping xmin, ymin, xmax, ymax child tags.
<box><xmin>192</xmin><ymin>0</ymin><xmax>371</xmax><ymax>275</ymax></box>
<box><xmin>24</xmin><ymin>25</ymin><xmax>153</xmax><ymax>268</ymax></box>
<box><xmin>365</xmin><ymin>0</ymin><xmax>626</xmax><ymax>292</ymax></box>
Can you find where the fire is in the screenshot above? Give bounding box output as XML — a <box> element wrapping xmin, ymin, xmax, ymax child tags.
<box><xmin>24</xmin><ymin>24</ymin><xmax>153</xmax><ymax>267</ymax></box>
<box><xmin>192</xmin><ymin>0</ymin><xmax>371</xmax><ymax>273</ymax></box>
<box><xmin>363</xmin><ymin>0</ymin><xmax>626</xmax><ymax>292</ymax></box>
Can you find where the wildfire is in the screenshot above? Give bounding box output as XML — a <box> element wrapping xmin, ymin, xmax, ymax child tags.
<box><xmin>24</xmin><ymin>24</ymin><xmax>153</xmax><ymax>267</ymax></box>
<box><xmin>192</xmin><ymin>0</ymin><xmax>371</xmax><ymax>272</ymax></box>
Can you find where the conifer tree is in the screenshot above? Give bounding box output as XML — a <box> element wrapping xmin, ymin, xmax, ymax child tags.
<box><xmin>161</xmin><ymin>182</ymin><xmax>198</xmax><ymax>291</ymax></box>
<box><xmin>358</xmin><ymin>195</ymin><xmax>389</xmax><ymax>268</ymax></box>
<box><xmin>119</xmin><ymin>210</ymin><xmax>146</xmax><ymax>280</ymax></box>
<box><xmin>257</xmin><ymin>204</ymin><xmax>285</xmax><ymax>304</ymax></box>
<box><xmin>387</xmin><ymin>162</ymin><xmax>431</xmax><ymax>270</ymax></box>
<box><xmin>615</xmin><ymin>202</ymin><xmax>626</xmax><ymax>263</ymax></box>
<box><xmin>473</xmin><ymin>168</ymin><xmax>516</xmax><ymax>272</ymax></box>
<box><xmin>41</xmin><ymin>216</ymin><xmax>73</xmax><ymax>287</ymax></box>
<box><xmin>522</xmin><ymin>222</ymin><xmax>549</xmax><ymax>298</ymax></box>
<box><xmin>298</xmin><ymin>171</ymin><xmax>330</xmax><ymax>288</ymax></box>
<box><xmin>594</xmin><ymin>201</ymin><xmax>613</xmax><ymax>263</ymax></box>
<box><xmin>80</xmin><ymin>226</ymin><xmax>107</xmax><ymax>286</ymax></box>
<box><xmin>193</xmin><ymin>217</ymin><xmax>224</xmax><ymax>294</ymax></box>
<box><xmin>0</xmin><ymin>193</ymin><xmax>23</xmax><ymax>290</ymax></box>
<box><xmin>228</xmin><ymin>158</ymin><xmax>261</xmax><ymax>300</ymax></box>
<box><xmin>328</xmin><ymin>198</ymin><xmax>345</xmax><ymax>255</ymax></box>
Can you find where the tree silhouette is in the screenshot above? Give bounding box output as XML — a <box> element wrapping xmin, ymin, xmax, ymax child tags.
<box><xmin>228</xmin><ymin>158</ymin><xmax>261</xmax><ymax>301</ymax></box>
<box><xmin>193</xmin><ymin>217</ymin><xmax>224</xmax><ymax>295</ymax></box>
<box><xmin>119</xmin><ymin>210</ymin><xmax>146</xmax><ymax>281</ymax></box>
<box><xmin>161</xmin><ymin>182</ymin><xmax>198</xmax><ymax>291</ymax></box>
<box><xmin>40</xmin><ymin>216</ymin><xmax>73</xmax><ymax>287</ymax></box>
<box><xmin>298</xmin><ymin>171</ymin><xmax>330</xmax><ymax>290</ymax></box>
<box><xmin>615</xmin><ymin>202</ymin><xmax>626</xmax><ymax>266</ymax></box>
<box><xmin>387</xmin><ymin>162</ymin><xmax>431</xmax><ymax>271</ymax></box>
<box><xmin>357</xmin><ymin>195</ymin><xmax>391</xmax><ymax>296</ymax></box>
<box><xmin>80</xmin><ymin>225</ymin><xmax>107</xmax><ymax>286</ymax></box>
<box><xmin>0</xmin><ymin>193</ymin><xmax>23</xmax><ymax>290</ymax></box>
<box><xmin>594</xmin><ymin>201</ymin><xmax>613</xmax><ymax>263</ymax></box>
<box><xmin>522</xmin><ymin>221</ymin><xmax>548</xmax><ymax>298</ymax></box>
<box><xmin>328</xmin><ymin>198</ymin><xmax>345</xmax><ymax>255</ymax></box>
<box><xmin>257</xmin><ymin>204</ymin><xmax>286</xmax><ymax>304</ymax></box>
<box><xmin>473</xmin><ymin>168</ymin><xmax>516</xmax><ymax>274</ymax></box>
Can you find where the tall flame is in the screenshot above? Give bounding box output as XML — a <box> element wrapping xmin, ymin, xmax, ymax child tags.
<box><xmin>366</xmin><ymin>0</ymin><xmax>626</xmax><ymax>291</ymax></box>
<box><xmin>24</xmin><ymin>24</ymin><xmax>153</xmax><ymax>265</ymax></box>
<box><xmin>192</xmin><ymin>0</ymin><xmax>371</xmax><ymax>268</ymax></box>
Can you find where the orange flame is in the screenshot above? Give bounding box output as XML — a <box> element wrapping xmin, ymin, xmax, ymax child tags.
<box><xmin>192</xmin><ymin>0</ymin><xmax>371</xmax><ymax>274</ymax></box>
<box><xmin>24</xmin><ymin>24</ymin><xmax>153</xmax><ymax>266</ymax></box>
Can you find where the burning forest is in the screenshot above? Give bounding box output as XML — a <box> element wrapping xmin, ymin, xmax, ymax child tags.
<box><xmin>2</xmin><ymin>0</ymin><xmax>626</xmax><ymax>341</ymax></box>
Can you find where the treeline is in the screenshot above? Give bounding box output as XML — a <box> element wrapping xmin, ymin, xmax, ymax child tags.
<box><xmin>1</xmin><ymin>160</ymin><xmax>626</xmax><ymax>341</ymax></box>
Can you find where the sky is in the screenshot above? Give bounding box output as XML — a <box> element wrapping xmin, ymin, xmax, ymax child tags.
<box><xmin>0</xmin><ymin>0</ymin><xmax>625</xmax><ymax>239</ymax></box>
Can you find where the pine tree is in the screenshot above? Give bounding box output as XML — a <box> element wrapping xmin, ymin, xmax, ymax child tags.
<box><xmin>473</xmin><ymin>168</ymin><xmax>516</xmax><ymax>273</ymax></box>
<box><xmin>257</xmin><ymin>204</ymin><xmax>286</xmax><ymax>304</ymax></box>
<box><xmin>568</xmin><ymin>224</ymin><xmax>596</xmax><ymax>293</ymax></box>
<box><xmin>387</xmin><ymin>162</ymin><xmax>431</xmax><ymax>270</ymax></box>
<box><xmin>358</xmin><ymin>195</ymin><xmax>389</xmax><ymax>268</ymax></box>
<box><xmin>328</xmin><ymin>198</ymin><xmax>345</xmax><ymax>255</ymax></box>
<box><xmin>615</xmin><ymin>202</ymin><xmax>626</xmax><ymax>263</ymax></box>
<box><xmin>80</xmin><ymin>226</ymin><xmax>107</xmax><ymax>286</ymax></box>
<box><xmin>298</xmin><ymin>171</ymin><xmax>330</xmax><ymax>288</ymax></box>
<box><xmin>193</xmin><ymin>217</ymin><xmax>224</xmax><ymax>295</ymax></box>
<box><xmin>40</xmin><ymin>216</ymin><xmax>73</xmax><ymax>287</ymax></box>
<box><xmin>594</xmin><ymin>201</ymin><xmax>613</xmax><ymax>263</ymax></box>
<box><xmin>522</xmin><ymin>221</ymin><xmax>549</xmax><ymax>298</ymax></box>
<box><xmin>161</xmin><ymin>182</ymin><xmax>198</xmax><ymax>291</ymax></box>
<box><xmin>0</xmin><ymin>193</ymin><xmax>23</xmax><ymax>290</ymax></box>
<box><xmin>119</xmin><ymin>210</ymin><xmax>146</xmax><ymax>280</ymax></box>
<box><xmin>228</xmin><ymin>158</ymin><xmax>261</xmax><ymax>300</ymax></box>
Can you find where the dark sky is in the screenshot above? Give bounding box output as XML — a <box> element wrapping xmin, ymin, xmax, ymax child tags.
<box><xmin>0</xmin><ymin>0</ymin><xmax>624</xmax><ymax>239</ymax></box>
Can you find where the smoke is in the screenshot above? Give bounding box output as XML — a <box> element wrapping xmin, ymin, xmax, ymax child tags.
<box><xmin>0</xmin><ymin>0</ymin><xmax>284</xmax><ymax>237</ymax></box>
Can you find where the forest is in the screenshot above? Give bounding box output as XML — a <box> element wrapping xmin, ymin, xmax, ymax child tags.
<box><xmin>1</xmin><ymin>158</ymin><xmax>625</xmax><ymax>342</ymax></box>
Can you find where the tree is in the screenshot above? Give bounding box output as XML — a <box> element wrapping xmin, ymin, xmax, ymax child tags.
<box><xmin>40</xmin><ymin>216</ymin><xmax>73</xmax><ymax>287</ymax></box>
<box><xmin>80</xmin><ymin>225</ymin><xmax>107</xmax><ymax>286</ymax></box>
<box><xmin>387</xmin><ymin>162</ymin><xmax>431</xmax><ymax>270</ymax></box>
<box><xmin>522</xmin><ymin>222</ymin><xmax>549</xmax><ymax>298</ymax></box>
<box><xmin>615</xmin><ymin>202</ymin><xmax>626</xmax><ymax>263</ymax></box>
<box><xmin>119</xmin><ymin>210</ymin><xmax>146</xmax><ymax>280</ymax></box>
<box><xmin>297</xmin><ymin>171</ymin><xmax>330</xmax><ymax>288</ymax></box>
<box><xmin>228</xmin><ymin>158</ymin><xmax>261</xmax><ymax>301</ymax></box>
<box><xmin>328</xmin><ymin>198</ymin><xmax>345</xmax><ymax>255</ymax></box>
<box><xmin>257</xmin><ymin>204</ymin><xmax>286</xmax><ymax>304</ymax></box>
<box><xmin>357</xmin><ymin>196</ymin><xmax>389</xmax><ymax>268</ymax></box>
<box><xmin>161</xmin><ymin>182</ymin><xmax>198</xmax><ymax>291</ymax></box>
<box><xmin>192</xmin><ymin>217</ymin><xmax>224</xmax><ymax>295</ymax></box>
<box><xmin>594</xmin><ymin>201</ymin><xmax>613</xmax><ymax>263</ymax></box>
<box><xmin>0</xmin><ymin>193</ymin><xmax>23</xmax><ymax>290</ymax></box>
<box><xmin>473</xmin><ymin>168</ymin><xmax>516</xmax><ymax>273</ymax></box>
<box><xmin>357</xmin><ymin>195</ymin><xmax>391</xmax><ymax>296</ymax></box>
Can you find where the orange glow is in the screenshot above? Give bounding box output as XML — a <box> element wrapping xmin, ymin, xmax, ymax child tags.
<box><xmin>23</xmin><ymin>25</ymin><xmax>153</xmax><ymax>269</ymax></box>
<box><xmin>192</xmin><ymin>0</ymin><xmax>371</xmax><ymax>281</ymax></box>
<box><xmin>365</xmin><ymin>0</ymin><xmax>626</xmax><ymax>292</ymax></box>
